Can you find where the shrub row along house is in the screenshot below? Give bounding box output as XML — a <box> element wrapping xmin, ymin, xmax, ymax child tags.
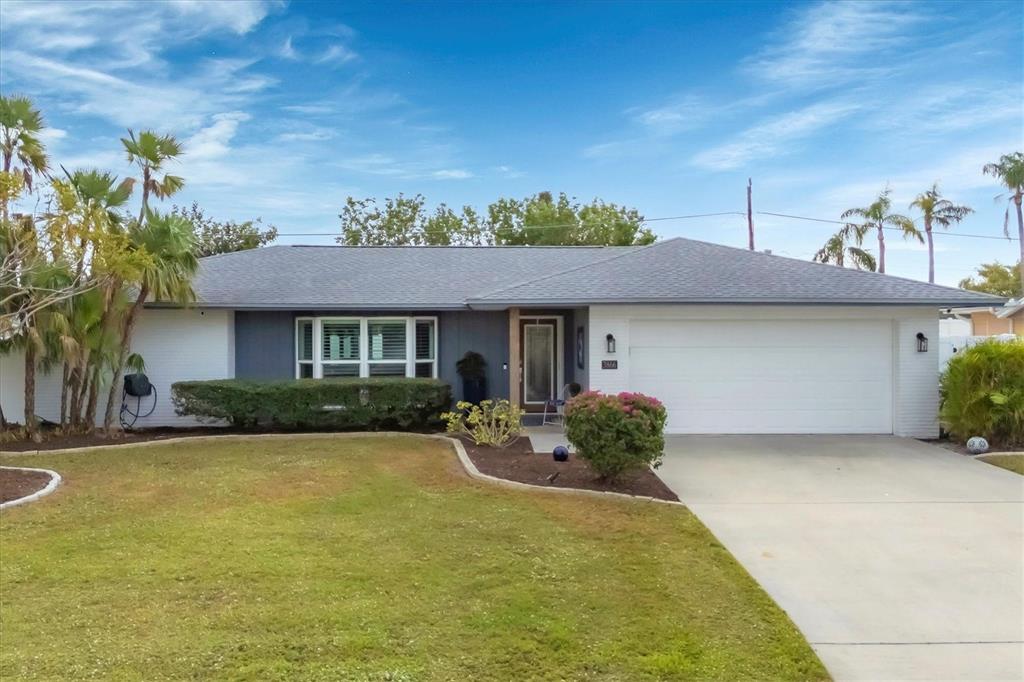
<box><xmin>0</xmin><ymin>237</ymin><xmax>1002</xmax><ymax>436</ymax></box>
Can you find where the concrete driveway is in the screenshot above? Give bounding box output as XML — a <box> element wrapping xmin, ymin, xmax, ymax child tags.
<box><xmin>656</xmin><ymin>435</ymin><xmax>1024</xmax><ymax>681</ymax></box>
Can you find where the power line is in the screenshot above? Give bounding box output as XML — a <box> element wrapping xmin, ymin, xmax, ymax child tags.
<box><xmin>757</xmin><ymin>212</ymin><xmax>1019</xmax><ymax>244</ymax></box>
<box><xmin>274</xmin><ymin>209</ymin><xmax>1019</xmax><ymax>242</ymax></box>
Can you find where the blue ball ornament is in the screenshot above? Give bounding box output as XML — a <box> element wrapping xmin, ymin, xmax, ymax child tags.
<box><xmin>552</xmin><ymin>445</ymin><xmax>569</xmax><ymax>462</ymax></box>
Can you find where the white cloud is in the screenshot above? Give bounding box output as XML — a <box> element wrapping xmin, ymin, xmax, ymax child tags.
<box><xmin>276</xmin><ymin>128</ymin><xmax>336</xmax><ymax>142</ymax></box>
<box><xmin>0</xmin><ymin>0</ymin><xmax>280</xmax><ymax>69</ymax></box>
<box><xmin>279</xmin><ymin>36</ymin><xmax>298</xmax><ymax>60</ymax></box>
<box><xmin>185</xmin><ymin>112</ymin><xmax>251</xmax><ymax>160</ymax></box>
<box><xmin>692</xmin><ymin>99</ymin><xmax>860</xmax><ymax>170</ymax></box>
<box><xmin>743</xmin><ymin>1</ymin><xmax>926</xmax><ymax>88</ymax></box>
<box><xmin>494</xmin><ymin>165</ymin><xmax>526</xmax><ymax>179</ymax></box>
<box><xmin>432</xmin><ymin>169</ymin><xmax>473</xmax><ymax>180</ymax></box>
<box><xmin>631</xmin><ymin>95</ymin><xmax>712</xmax><ymax>135</ymax></box>
<box><xmin>316</xmin><ymin>44</ymin><xmax>358</xmax><ymax>65</ymax></box>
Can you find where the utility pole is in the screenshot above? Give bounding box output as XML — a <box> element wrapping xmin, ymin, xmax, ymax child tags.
<box><xmin>747</xmin><ymin>178</ymin><xmax>755</xmax><ymax>251</ymax></box>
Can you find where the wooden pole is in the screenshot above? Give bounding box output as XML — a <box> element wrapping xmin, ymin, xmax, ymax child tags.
<box><xmin>747</xmin><ymin>178</ymin><xmax>755</xmax><ymax>251</ymax></box>
<box><xmin>508</xmin><ymin>307</ymin><xmax>521</xmax><ymax>407</ymax></box>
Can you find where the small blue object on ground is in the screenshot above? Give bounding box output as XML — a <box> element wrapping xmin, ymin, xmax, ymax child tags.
<box><xmin>553</xmin><ymin>445</ymin><xmax>569</xmax><ymax>462</ymax></box>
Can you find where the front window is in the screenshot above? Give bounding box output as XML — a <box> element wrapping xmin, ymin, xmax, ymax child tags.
<box><xmin>296</xmin><ymin>316</ymin><xmax>438</xmax><ymax>379</ymax></box>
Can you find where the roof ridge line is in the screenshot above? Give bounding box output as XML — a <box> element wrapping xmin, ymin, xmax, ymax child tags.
<box><xmin>668</xmin><ymin>235</ymin><xmax>1004</xmax><ymax>299</ymax></box>
<box><xmin>467</xmin><ymin>238</ymin><xmax>679</xmax><ymax>301</ymax></box>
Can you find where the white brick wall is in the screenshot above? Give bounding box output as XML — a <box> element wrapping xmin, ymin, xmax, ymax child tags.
<box><xmin>587</xmin><ymin>305</ymin><xmax>941</xmax><ymax>437</ymax></box>
<box><xmin>0</xmin><ymin>308</ymin><xmax>234</xmax><ymax>428</ymax></box>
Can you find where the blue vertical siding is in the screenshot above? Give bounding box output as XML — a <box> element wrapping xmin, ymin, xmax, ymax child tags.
<box><xmin>234</xmin><ymin>311</ymin><xmax>295</xmax><ymax>379</ymax></box>
<box><xmin>438</xmin><ymin>311</ymin><xmax>510</xmax><ymax>401</ymax></box>
<box><xmin>233</xmin><ymin>309</ymin><xmax>511</xmax><ymax>401</ymax></box>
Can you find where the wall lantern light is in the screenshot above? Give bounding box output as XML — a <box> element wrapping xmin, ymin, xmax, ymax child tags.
<box><xmin>605</xmin><ymin>333</ymin><xmax>616</xmax><ymax>354</ymax></box>
<box><xmin>916</xmin><ymin>332</ymin><xmax>928</xmax><ymax>353</ymax></box>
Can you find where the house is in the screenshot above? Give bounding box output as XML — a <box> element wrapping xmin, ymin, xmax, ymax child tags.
<box><xmin>0</xmin><ymin>237</ymin><xmax>1003</xmax><ymax>436</ymax></box>
<box><xmin>948</xmin><ymin>299</ymin><xmax>1023</xmax><ymax>336</ymax></box>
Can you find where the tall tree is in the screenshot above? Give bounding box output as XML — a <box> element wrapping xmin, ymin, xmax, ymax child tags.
<box><xmin>337</xmin><ymin>191</ymin><xmax>655</xmax><ymax>246</ymax></box>
<box><xmin>171</xmin><ymin>202</ymin><xmax>277</xmax><ymax>256</ymax></box>
<box><xmin>0</xmin><ymin>95</ymin><xmax>49</xmax><ymax>220</ymax></box>
<box><xmin>102</xmin><ymin>210</ymin><xmax>197</xmax><ymax>432</ymax></box>
<box><xmin>813</xmin><ymin>223</ymin><xmax>876</xmax><ymax>271</ymax></box>
<box><xmin>121</xmin><ymin>130</ymin><xmax>184</xmax><ymax>221</ymax></box>
<box><xmin>982</xmin><ymin>152</ymin><xmax>1024</xmax><ymax>293</ymax></box>
<box><xmin>959</xmin><ymin>261</ymin><xmax>1022</xmax><ymax>298</ymax></box>
<box><xmin>841</xmin><ymin>188</ymin><xmax>920</xmax><ymax>274</ymax></box>
<box><xmin>909</xmin><ymin>183</ymin><xmax>973</xmax><ymax>284</ymax></box>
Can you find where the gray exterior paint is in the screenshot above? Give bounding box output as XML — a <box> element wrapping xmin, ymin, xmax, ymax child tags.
<box><xmin>234</xmin><ymin>311</ymin><xmax>294</xmax><ymax>379</ymax></box>
<box><xmin>233</xmin><ymin>309</ymin><xmax>514</xmax><ymax>402</ymax></box>
<box><xmin>438</xmin><ymin>311</ymin><xmax>510</xmax><ymax>402</ymax></box>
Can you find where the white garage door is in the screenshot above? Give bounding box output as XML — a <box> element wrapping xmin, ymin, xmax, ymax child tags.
<box><xmin>629</xmin><ymin>319</ymin><xmax>893</xmax><ymax>434</ymax></box>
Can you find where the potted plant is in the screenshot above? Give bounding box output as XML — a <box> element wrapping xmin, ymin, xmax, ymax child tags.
<box><xmin>456</xmin><ymin>351</ymin><xmax>487</xmax><ymax>405</ymax></box>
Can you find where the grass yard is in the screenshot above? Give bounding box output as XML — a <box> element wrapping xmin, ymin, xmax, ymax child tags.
<box><xmin>0</xmin><ymin>436</ymin><xmax>827</xmax><ymax>681</ymax></box>
<box><xmin>977</xmin><ymin>454</ymin><xmax>1024</xmax><ymax>475</ymax></box>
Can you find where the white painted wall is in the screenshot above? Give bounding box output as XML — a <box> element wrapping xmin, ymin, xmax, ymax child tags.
<box><xmin>0</xmin><ymin>308</ymin><xmax>234</xmax><ymax>428</ymax></box>
<box><xmin>588</xmin><ymin>305</ymin><xmax>941</xmax><ymax>438</ymax></box>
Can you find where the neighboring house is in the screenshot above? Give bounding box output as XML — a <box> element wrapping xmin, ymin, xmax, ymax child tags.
<box><xmin>0</xmin><ymin>238</ymin><xmax>1002</xmax><ymax>436</ymax></box>
<box><xmin>948</xmin><ymin>299</ymin><xmax>1023</xmax><ymax>336</ymax></box>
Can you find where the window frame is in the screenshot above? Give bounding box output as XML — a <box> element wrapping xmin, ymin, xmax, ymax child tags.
<box><xmin>295</xmin><ymin>317</ymin><xmax>314</xmax><ymax>379</ymax></box>
<box><xmin>296</xmin><ymin>315</ymin><xmax>438</xmax><ymax>380</ymax></box>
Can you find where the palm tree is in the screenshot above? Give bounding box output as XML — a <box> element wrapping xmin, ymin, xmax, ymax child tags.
<box><xmin>909</xmin><ymin>183</ymin><xmax>973</xmax><ymax>284</ymax></box>
<box><xmin>982</xmin><ymin>152</ymin><xmax>1024</xmax><ymax>293</ymax></box>
<box><xmin>120</xmin><ymin>130</ymin><xmax>185</xmax><ymax>221</ymax></box>
<box><xmin>0</xmin><ymin>95</ymin><xmax>49</xmax><ymax>188</ymax></box>
<box><xmin>841</xmin><ymin>188</ymin><xmax>920</xmax><ymax>274</ymax></box>
<box><xmin>102</xmin><ymin>210</ymin><xmax>198</xmax><ymax>431</ymax></box>
<box><xmin>813</xmin><ymin>223</ymin><xmax>877</xmax><ymax>271</ymax></box>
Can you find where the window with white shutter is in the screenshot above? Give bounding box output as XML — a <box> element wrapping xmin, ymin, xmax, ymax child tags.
<box><xmin>296</xmin><ymin>316</ymin><xmax>438</xmax><ymax>379</ymax></box>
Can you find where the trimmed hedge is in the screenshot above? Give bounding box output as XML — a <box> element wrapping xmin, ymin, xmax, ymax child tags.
<box><xmin>171</xmin><ymin>378</ymin><xmax>452</xmax><ymax>431</ymax></box>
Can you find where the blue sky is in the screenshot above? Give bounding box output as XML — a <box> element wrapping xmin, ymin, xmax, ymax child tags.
<box><xmin>1</xmin><ymin>0</ymin><xmax>1020</xmax><ymax>285</ymax></box>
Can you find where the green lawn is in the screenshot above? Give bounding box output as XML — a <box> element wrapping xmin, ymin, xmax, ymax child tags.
<box><xmin>1</xmin><ymin>436</ymin><xmax>827</xmax><ymax>681</ymax></box>
<box><xmin>978</xmin><ymin>454</ymin><xmax>1024</xmax><ymax>475</ymax></box>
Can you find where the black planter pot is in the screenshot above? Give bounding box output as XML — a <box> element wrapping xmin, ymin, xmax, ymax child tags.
<box><xmin>462</xmin><ymin>377</ymin><xmax>487</xmax><ymax>405</ymax></box>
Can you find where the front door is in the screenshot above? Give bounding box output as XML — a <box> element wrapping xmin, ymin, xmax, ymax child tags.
<box><xmin>521</xmin><ymin>319</ymin><xmax>558</xmax><ymax>408</ymax></box>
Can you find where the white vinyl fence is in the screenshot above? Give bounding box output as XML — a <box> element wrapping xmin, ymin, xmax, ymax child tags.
<box><xmin>939</xmin><ymin>334</ymin><xmax>1016</xmax><ymax>371</ymax></box>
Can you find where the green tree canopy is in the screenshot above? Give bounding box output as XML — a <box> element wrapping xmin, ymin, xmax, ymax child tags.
<box><xmin>172</xmin><ymin>202</ymin><xmax>278</xmax><ymax>257</ymax></box>
<box><xmin>959</xmin><ymin>261</ymin><xmax>1022</xmax><ymax>298</ymax></box>
<box><xmin>337</xmin><ymin>191</ymin><xmax>656</xmax><ymax>246</ymax></box>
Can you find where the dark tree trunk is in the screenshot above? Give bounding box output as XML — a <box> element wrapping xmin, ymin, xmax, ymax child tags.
<box><xmin>60</xmin><ymin>361</ymin><xmax>70</xmax><ymax>428</ymax></box>
<box><xmin>1016</xmin><ymin>193</ymin><xmax>1023</xmax><ymax>294</ymax></box>
<box><xmin>24</xmin><ymin>339</ymin><xmax>38</xmax><ymax>440</ymax></box>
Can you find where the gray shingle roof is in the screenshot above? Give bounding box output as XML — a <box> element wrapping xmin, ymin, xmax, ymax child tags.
<box><xmin>186</xmin><ymin>244</ymin><xmax>637</xmax><ymax>309</ymax></box>
<box><xmin>181</xmin><ymin>239</ymin><xmax>1003</xmax><ymax>310</ymax></box>
<box><xmin>469</xmin><ymin>238</ymin><xmax>1004</xmax><ymax>306</ymax></box>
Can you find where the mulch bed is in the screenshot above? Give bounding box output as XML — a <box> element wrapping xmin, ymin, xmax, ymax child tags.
<box><xmin>921</xmin><ymin>438</ymin><xmax>1024</xmax><ymax>456</ymax></box>
<box><xmin>461</xmin><ymin>436</ymin><xmax>679</xmax><ymax>502</ymax></box>
<box><xmin>1</xmin><ymin>427</ymin><xmax>240</xmax><ymax>453</ymax></box>
<box><xmin>0</xmin><ymin>468</ymin><xmax>53</xmax><ymax>504</ymax></box>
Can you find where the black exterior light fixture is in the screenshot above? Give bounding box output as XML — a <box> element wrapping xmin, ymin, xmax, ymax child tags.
<box><xmin>916</xmin><ymin>332</ymin><xmax>928</xmax><ymax>353</ymax></box>
<box><xmin>605</xmin><ymin>333</ymin><xmax>616</xmax><ymax>354</ymax></box>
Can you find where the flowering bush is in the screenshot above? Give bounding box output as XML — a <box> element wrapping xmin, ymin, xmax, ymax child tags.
<box><xmin>442</xmin><ymin>399</ymin><xmax>523</xmax><ymax>447</ymax></box>
<box><xmin>564</xmin><ymin>391</ymin><xmax>667</xmax><ymax>481</ymax></box>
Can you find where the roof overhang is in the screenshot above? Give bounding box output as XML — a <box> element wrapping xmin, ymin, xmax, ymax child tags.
<box><xmin>468</xmin><ymin>297</ymin><xmax>1007</xmax><ymax>309</ymax></box>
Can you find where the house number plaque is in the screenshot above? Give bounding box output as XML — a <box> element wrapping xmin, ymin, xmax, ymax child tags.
<box><xmin>601</xmin><ymin>360</ymin><xmax>618</xmax><ymax>370</ymax></box>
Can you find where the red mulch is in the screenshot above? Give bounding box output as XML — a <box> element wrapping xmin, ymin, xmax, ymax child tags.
<box><xmin>0</xmin><ymin>468</ymin><xmax>53</xmax><ymax>504</ymax></box>
<box><xmin>461</xmin><ymin>436</ymin><xmax>679</xmax><ymax>502</ymax></box>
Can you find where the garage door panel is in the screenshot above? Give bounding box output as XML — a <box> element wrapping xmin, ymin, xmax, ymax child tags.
<box><xmin>631</xmin><ymin>319</ymin><xmax>892</xmax><ymax>349</ymax></box>
<box><xmin>628</xmin><ymin>320</ymin><xmax>893</xmax><ymax>434</ymax></box>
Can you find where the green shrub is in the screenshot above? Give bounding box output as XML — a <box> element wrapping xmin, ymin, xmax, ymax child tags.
<box><xmin>171</xmin><ymin>378</ymin><xmax>451</xmax><ymax>431</ymax></box>
<box><xmin>564</xmin><ymin>391</ymin><xmax>667</xmax><ymax>481</ymax></box>
<box><xmin>940</xmin><ymin>339</ymin><xmax>1024</xmax><ymax>447</ymax></box>
<box><xmin>442</xmin><ymin>399</ymin><xmax>523</xmax><ymax>447</ymax></box>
